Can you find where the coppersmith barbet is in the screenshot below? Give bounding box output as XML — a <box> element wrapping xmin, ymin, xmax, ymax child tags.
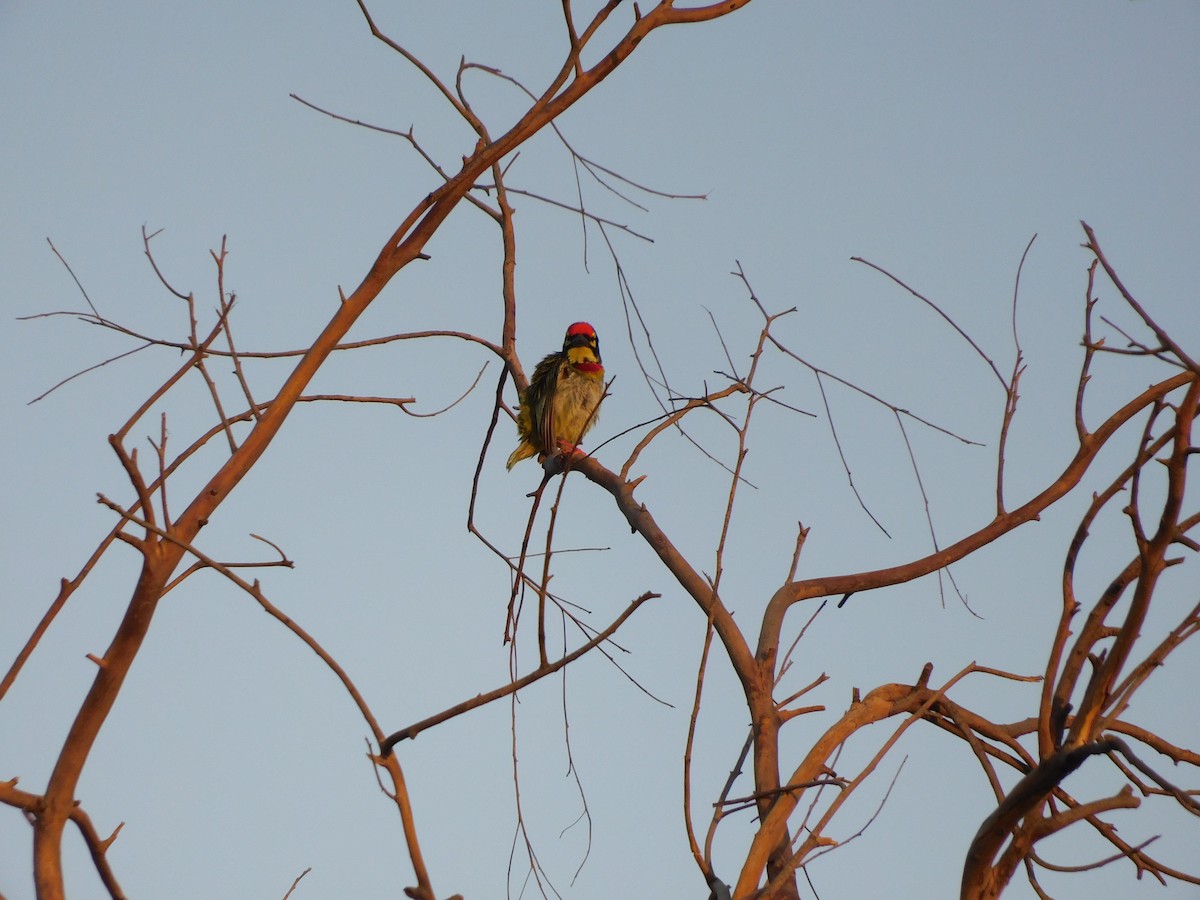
<box><xmin>506</xmin><ymin>322</ymin><xmax>605</xmax><ymax>469</ymax></box>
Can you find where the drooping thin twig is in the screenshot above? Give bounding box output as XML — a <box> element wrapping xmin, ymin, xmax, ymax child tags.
<box><xmin>556</xmin><ymin>609</ymin><xmax>595</xmax><ymax>886</ymax></box>
<box><xmin>815</xmin><ymin>372</ymin><xmax>890</xmax><ymax>538</ymax></box>
<box><xmin>26</xmin><ymin>342</ymin><xmax>154</xmax><ymax>405</ymax></box>
<box><xmin>893</xmin><ymin>410</ymin><xmax>976</xmax><ymax>615</ymax></box>
<box><xmin>852</xmin><ymin>255</ymin><xmax>1008</xmax><ymax>390</ymax></box>
<box><xmin>46</xmin><ymin>238</ymin><xmax>102</xmax><ymax>319</ymax></box>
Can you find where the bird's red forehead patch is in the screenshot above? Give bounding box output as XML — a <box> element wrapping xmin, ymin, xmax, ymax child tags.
<box><xmin>567</xmin><ymin>322</ymin><xmax>596</xmax><ymax>337</ymax></box>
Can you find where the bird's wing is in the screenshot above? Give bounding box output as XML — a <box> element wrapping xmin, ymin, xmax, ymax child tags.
<box><xmin>527</xmin><ymin>353</ymin><xmax>563</xmax><ymax>456</ymax></box>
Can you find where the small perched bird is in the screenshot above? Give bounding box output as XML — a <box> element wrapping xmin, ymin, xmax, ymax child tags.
<box><xmin>507</xmin><ymin>322</ymin><xmax>605</xmax><ymax>470</ymax></box>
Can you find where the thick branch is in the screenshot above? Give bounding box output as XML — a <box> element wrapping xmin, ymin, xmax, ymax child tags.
<box><xmin>961</xmin><ymin>740</ymin><xmax>1119</xmax><ymax>900</ymax></box>
<box><xmin>577</xmin><ymin>457</ymin><xmax>761</xmax><ymax>697</ymax></box>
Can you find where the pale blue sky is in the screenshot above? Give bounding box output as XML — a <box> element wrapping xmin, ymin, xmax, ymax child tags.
<box><xmin>2</xmin><ymin>2</ymin><xmax>1198</xmax><ymax>899</ymax></box>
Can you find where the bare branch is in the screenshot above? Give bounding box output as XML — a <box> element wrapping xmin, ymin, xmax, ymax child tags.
<box><xmin>852</xmin><ymin>255</ymin><xmax>1008</xmax><ymax>390</ymax></box>
<box><xmin>381</xmin><ymin>592</ymin><xmax>656</xmax><ymax>750</ymax></box>
<box><xmin>1083</xmin><ymin>221</ymin><xmax>1200</xmax><ymax>373</ymax></box>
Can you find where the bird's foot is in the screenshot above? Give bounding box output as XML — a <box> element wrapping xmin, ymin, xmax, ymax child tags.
<box><xmin>555</xmin><ymin>440</ymin><xmax>586</xmax><ymax>457</ymax></box>
<box><xmin>541</xmin><ymin>442</ymin><xmax>588</xmax><ymax>475</ymax></box>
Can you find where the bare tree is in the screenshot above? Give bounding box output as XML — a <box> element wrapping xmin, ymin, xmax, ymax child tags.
<box><xmin>3</xmin><ymin>4</ymin><xmax>1196</xmax><ymax>900</ymax></box>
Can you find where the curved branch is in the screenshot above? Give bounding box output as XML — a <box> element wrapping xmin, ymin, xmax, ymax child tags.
<box><xmin>757</xmin><ymin>371</ymin><xmax>1195</xmax><ymax>666</ymax></box>
<box><xmin>578</xmin><ymin>457</ymin><xmax>760</xmax><ymax>696</ymax></box>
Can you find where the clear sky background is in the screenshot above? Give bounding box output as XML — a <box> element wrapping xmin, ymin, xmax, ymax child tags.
<box><xmin>2</xmin><ymin>2</ymin><xmax>1198</xmax><ymax>899</ymax></box>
